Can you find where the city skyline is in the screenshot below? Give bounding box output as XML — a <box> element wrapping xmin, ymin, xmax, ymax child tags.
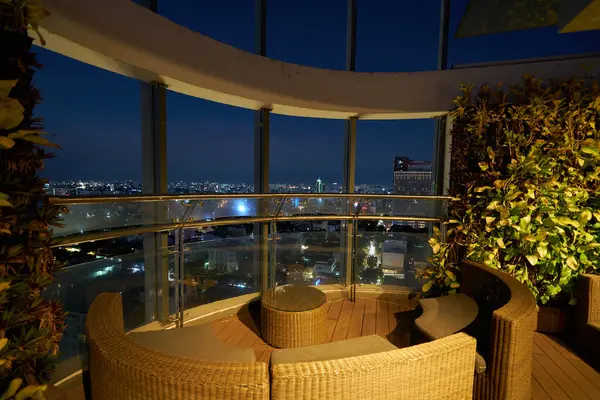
<box><xmin>34</xmin><ymin>0</ymin><xmax>600</xmax><ymax>184</ymax></box>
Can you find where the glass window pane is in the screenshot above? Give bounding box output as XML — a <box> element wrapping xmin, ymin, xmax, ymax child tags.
<box><xmin>158</xmin><ymin>0</ymin><xmax>254</xmax><ymax>52</ymax></box>
<box><xmin>267</xmin><ymin>0</ymin><xmax>346</xmax><ymax>69</ymax></box>
<box><xmin>167</xmin><ymin>93</ymin><xmax>254</xmax><ymax>191</ymax></box>
<box><xmin>36</xmin><ymin>49</ymin><xmax>141</xmax><ymax>190</ymax></box>
<box><xmin>356</xmin><ymin>0</ymin><xmax>440</xmax><ymax>72</ymax></box>
<box><xmin>449</xmin><ymin>0</ymin><xmax>600</xmax><ymax>65</ymax></box>
<box><xmin>270</xmin><ymin>115</ymin><xmax>345</xmax><ymax>193</ymax></box>
<box><xmin>356</xmin><ymin>119</ymin><xmax>435</xmax><ymax>194</ymax></box>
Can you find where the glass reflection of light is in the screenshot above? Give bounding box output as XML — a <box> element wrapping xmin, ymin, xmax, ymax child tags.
<box><xmin>89</xmin><ymin>265</ymin><xmax>114</xmax><ymax>279</ymax></box>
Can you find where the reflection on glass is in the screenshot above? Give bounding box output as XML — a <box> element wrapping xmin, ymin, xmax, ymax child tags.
<box><xmin>272</xmin><ymin>220</ymin><xmax>344</xmax><ymax>287</ymax></box>
<box><xmin>45</xmin><ymin>246</ymin><xmax>177</xmax><ymax>380</ymax></box>
<box><xmin>355</xmin><ymin>221</ymin><xmax>436</xmax><ymax>289</ymax></box>
<box><xmin>181</xmin><ymin>229</ymin><xmax>258</xmax><ymax>311</ymax></box>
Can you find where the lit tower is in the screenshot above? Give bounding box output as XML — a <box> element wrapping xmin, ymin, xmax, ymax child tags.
<box><xmin>315</xmin><ymin>177</ymin><xmax>324</xmax><ymax>193</ymax></box>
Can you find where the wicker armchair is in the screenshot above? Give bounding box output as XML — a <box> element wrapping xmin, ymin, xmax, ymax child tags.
<box><xmin>86</xmin><ymin>293</ymin><xmax>269</xmax><ymax>400</ymax></box>
<box><xmin>459</xmin><ymin>261</ymin><xmax>537</xmax><ymax>400</ymax></box>
<box><xmin>573</xmin><ymin>274</ymin><xmax>600</xmax><ymax>367</ymax></box>
<box><xmin>271</xmin><ymin>333</ymin><xmax>477</xmax><ymax>400</ymax></box>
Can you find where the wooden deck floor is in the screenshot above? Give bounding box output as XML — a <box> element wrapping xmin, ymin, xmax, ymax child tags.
<box><xmin>210</xmin><ymin>297</ymin><xmax>417</xmax><ymax>363</ymax></box>
<box><xmin>211</xmin><ymin>298</ymin><xmax>600</xmax><ymax>400</ymax></box>
<box><xmin>531</xmin><ymin>331</ymin><xmax>600</xmax><ymax>400</ymax></box>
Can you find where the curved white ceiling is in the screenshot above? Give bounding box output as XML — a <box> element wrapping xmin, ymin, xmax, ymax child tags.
<box><xmin>38</xmin><ymin>0</ymin><xmax>600</xmax><ymax>120</ymax></box>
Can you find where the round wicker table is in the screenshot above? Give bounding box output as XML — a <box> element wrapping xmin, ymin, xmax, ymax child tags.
<box><xmin>261</xmin><ymin>285</ymin><xmax>328</xmax><ymax>348</ymax></box>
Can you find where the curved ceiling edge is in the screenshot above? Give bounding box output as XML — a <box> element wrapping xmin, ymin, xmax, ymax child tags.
<box><xmin>37</xmin><ymin>0</ymin><xmax>600</xmax><ymax>120</ymax></box>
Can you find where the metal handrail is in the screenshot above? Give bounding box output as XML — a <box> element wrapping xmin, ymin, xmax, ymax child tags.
<box><xmin>51</xmin><ymin>193</ymin><xmax>445</xmax><ymax>330</ymax></box>
<box><xmin>51</xmin><ymin>214</ymin><xmax>443</xmax><ymax>247</ymax></box>
<box><xmin>48</xmin><ymin>193</ymin><xmax>453</xmax><ymax>205</ymax></box>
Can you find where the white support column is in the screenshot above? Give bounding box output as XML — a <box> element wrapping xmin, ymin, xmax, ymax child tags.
<box><xmin>139</xmin><ymin>0</ymin><xmax>169</xmax><ymax>324</ymax></box>
<box><xmin>341</xmin><ymin>0</ymin><xmax>358</xmax><ymax>293</ymax></box>
<box><xmin>254</xmin><ymin>0</ymin><xmax>270</xmax><ymax>292</ymax></box>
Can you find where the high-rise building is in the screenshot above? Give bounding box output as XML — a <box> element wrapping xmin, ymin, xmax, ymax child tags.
<box><xmin>392</xmin><ymin>157</ymin><xmax>433</xmax><ymax>229</ymax></box>
<box><xmin>315</xmin><ymin>177</ymin><xmax>324</xmax><ymax>193</ymax></box>
<box><xmin>393</xmin><ymin>156</ymin><xmax>432</xmax><ymax>195</ymax></box>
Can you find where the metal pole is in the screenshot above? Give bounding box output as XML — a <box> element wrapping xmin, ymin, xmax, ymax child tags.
<box><xmin>342</xmin><ymin>118</ymin><xmax>357</xmax><ymax>294</ymax></box>
<box><xmin>346</xmin><ymin>0</ymin><xmax>357</xmax><ymax>72</ymax></box>
<box><xmin>177</xmin><ymin>227</ymin><xmax>184</xmax><ymax>327</ymax></box>
<box><xmin>351</xmin><ymin>198</ymin><xmax>363</xmax><ymax>301</ymax></box>
<box><xmin>175</xmin><ymin>201</ymin><xmax>198</xmax><ymax>327</ymax></box>
<box><xmin>269</xmin><ymin>220</ymin><xmax>277</xmax><ymax>288</ymax></box>
<box><xmin>173</xmin><ymin>229</ymin><xmax>180</xmax><ymax>326</ymax></box>
<box><xmin>437</xmin><ymin>0</ymin><xmax>450</xmax><ymax>72</ymax></box>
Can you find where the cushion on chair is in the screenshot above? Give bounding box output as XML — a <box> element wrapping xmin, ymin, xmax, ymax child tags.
<box><xmin>129</xmin><ymin>323</ymin><xmax>256</xmax><ymax>363</ymax></box>
<box><xmin>415</xmin><ymin>293</ymin><xmax>478</xmax><ymax>340</ymax></box>
<box><xmin>270</xmin><ymin>335</ymin><xmax>396</xmax><ymax>366</ymax></box>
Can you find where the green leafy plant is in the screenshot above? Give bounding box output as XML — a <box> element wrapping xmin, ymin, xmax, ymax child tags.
<box><xmin>419</xmin><ymin>77</ymin><xmax>600</xmax><ymax>305</ymax></box>
<box><xmin>0</xmin><ymin>1</ymin><xmax>65</xmax><ymax>399</ymax></box>
<box><xmin>416</xmin><ymin>226</ymin><xmax>460</xmax><ymax>297</ymax></box>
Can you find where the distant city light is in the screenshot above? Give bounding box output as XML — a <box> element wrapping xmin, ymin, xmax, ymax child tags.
<box><xmin>368</xmin><ymin>241</ymin><xmax>376</xmax><ymax>256</ymax></box>
<box><xmin>301</xmin><ymin>245</ymin><xmax>309</xmax><ymax>251</ymax></box>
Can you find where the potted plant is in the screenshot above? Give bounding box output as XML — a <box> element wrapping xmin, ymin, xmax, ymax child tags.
<box><xmin>0</xmin><ymin>1</ymin><xmax>65</xmax><ymax>398</ymax></box>
<box><xmin>419</xmin><ymin>77</ymin><xmax>600</xmax><ymax>332</ymax></box>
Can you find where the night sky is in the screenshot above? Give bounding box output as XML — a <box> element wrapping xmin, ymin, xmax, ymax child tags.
<box><xmin>34</xmin><ymin>0</ymin><xmax>600</xmax><ymax>185</ymax></box>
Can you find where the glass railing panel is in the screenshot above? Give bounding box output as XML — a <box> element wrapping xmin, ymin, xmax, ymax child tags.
<box><xmin>53</xmin><ymin>200</ymin><xmax>185</xmax><ymax>237</ymax></box>
<box><xmin>54</xmin><ymin>202</ymin><xmax>146</xmax><ymax>237</ymax></box>
<box><xmin>184</xmin><ymin>197</ymin><xmax>268</xmax><ymax>222</ymax></box>
<box><xmin>180</xmin><ymin>226</ymin><xmax>260</xmax><ymax>317</ymax></box>
<box><xmin>272</xmin><ymin>221</ymin><xmax>344</xmax><ymax>287</ymax></box>
<box><xmin>46</xmin><ymin>243</ymin><xmax>176</xmax><ymax>381</ymax></box>
<box><xmin>277</xmin><ymin>196</ymin><xmax>351</xmax><ymax>217</ymax></box>
<box><xmin>355</xmin><ymin>222</ymin><xmax>437</xmax><ymax>289</ymax></box>
<box><xmin>358</xmin><ymin>197</ymin><xmax>448</xmax><ymax>219</ymax></box>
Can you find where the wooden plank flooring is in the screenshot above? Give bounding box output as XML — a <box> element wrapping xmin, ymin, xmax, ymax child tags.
<box><xmin>532</xmin><ymin>332</ymin><xmax>600</xmax><ymax>400</ymax></box>
<box><xmin>210</xmin><ymin>297</ymin><xmax>414</xmax><ymax>361</ymax></box>
<box><xmin>209</xmin><ymin>298</ymin><xmax>600</xmax><ymax>400</ymax></box>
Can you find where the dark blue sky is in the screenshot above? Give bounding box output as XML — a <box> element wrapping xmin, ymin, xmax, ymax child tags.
<box><xmin>34</xmin><ymin>0</ymin><xmax>600</xmax><ymax>185</ymax></box>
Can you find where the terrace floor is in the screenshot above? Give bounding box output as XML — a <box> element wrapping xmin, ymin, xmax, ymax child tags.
<box><xmin>54</xmin><ymin>296</ymin><xmax>600</xmax><ymax>400</ymax></box>
<box><xmin>207</xmin><ymin>297</ymin><xmax>600</xmax><ymax>400</ymax></box>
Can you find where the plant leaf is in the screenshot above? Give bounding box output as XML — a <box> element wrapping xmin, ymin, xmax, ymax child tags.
<box><xmin>526</xmin><ymin>254</ymin><xmax>538</xmax><ymax>266</ymax></box>
<box><xmin>537</xmin><ymin>246</ymin><xmax>548</xmax><ymax>259</ymax></box>
<box><xmin>20</xmin><ymin>134</ymin><xmax>60</xmax><ymax>148</ymax></box>
<box><xmin>0</xmin><ymin>136</ymin><xmax>15</xmax><ymax>149</ymax></box>
<box><xmin>0</xmin><ymin>80</ymin><xmax>17</xmax><ymax>97</ymax></box>
<box><xmin>1</xmin><ymin>378</ymin><xmax>23</xmax><ymax>400</ymax></box>
<box><xmin>7</xmin><ymin>129</ymin><xmax>48</xmax><ymax>139</ymax></box>
<box><xmin>0</xmin><ymin>97</ymin><xmax>24</xmax><ymax>130</ymax></box>
<box><xmin>421</xmin><ymin>280</ymin><xmax>433</xmax><ymax>293</ymax></box>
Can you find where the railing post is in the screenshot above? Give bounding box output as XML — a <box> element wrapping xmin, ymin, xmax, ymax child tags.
<box><xmin>174</xmin><ymin>200</ymin><xmax>197</xmax><ymax>327</ymax></box>
<box><xmin>341</xmin><ymin>118</ymin><xmax>357</xmax><ymax>293</ymax></box>
<box><xmin>177</xmin><ymin>226</ymin><xmax>185</xmax><ymax>327</ymax></box>
<box><xmin>269</xmin><ymin>219</ymin><xmax>277</xmax><ymax>288</ymax></box>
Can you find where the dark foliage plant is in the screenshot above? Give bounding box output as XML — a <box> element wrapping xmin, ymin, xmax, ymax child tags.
<box><xmin>418</xmin><ymin>76</ymin><xmax>600</xmax><ymax>305</ymax></box>
<box><xmin>0</xmin><ymin>1</ymin><xmax>65</xmax><ymax>398</ymax></box>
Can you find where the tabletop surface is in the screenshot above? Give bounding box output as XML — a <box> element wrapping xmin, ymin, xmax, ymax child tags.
<box><xmin>261</xmin><ymin>285</ymin><xmax>326</xmax><ymax>312</ymax></box>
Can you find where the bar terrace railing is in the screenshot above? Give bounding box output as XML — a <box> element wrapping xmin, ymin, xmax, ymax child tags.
<box><xmin>45</xmin><ymin>193</ymin><xmax>450</xmax><ymax>383</ymax></box>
